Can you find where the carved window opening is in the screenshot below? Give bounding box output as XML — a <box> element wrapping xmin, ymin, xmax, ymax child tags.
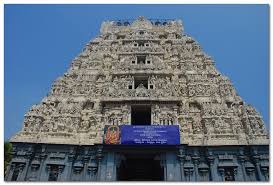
<box><xmin>186</xmin><ymin>39</ymin><xmax>194</xmax><ymax>44</ymax></box>
<box><xmin>176</xmin><ymin>34</ymin><xmax>182</xmax><ymax>39</ymax></box>
<box><xmin>131</xmin><ymin>105</ymin><xmax>151</xmax><ymax>125</ymax></box>
<box><xmin>134</xmin><ymin>76</ymin><xmax>148</xmax><ymax>89</ymax></box>
<box><xmin>223</xmin><ymin>167</ymin><xmax>235</xmax><ymax>181</ymax></box>
<box><xmin>124</xmin><ymin>21</ymin><xmax>130</xmax><ymax>26</ymax></box>
<box><xmin>189</xmin><ymin>102</ymin><xmax>201</xmax><ymax>112</ymax></box>
<box><xmin>105</xmin><ymin>35</ymin><xmax>110</xmax><ymax>40</ymax></box>
<box><xmin>155</xmin><ymin>21</ymin><xmax>161</xmax><ymax>26</ymax></box>
<box><xmin>226</xmin><ymin>101</ymin><xmax>232</xmax><ymax>108</ymax></box>
<box><xmin>145</xmin><ymin>43</ymin><xmax>150</xmax><ymax>47</ymax></box>
<box><xmin>128</xmin><ymin>85</ymin><xmax>133</xmax><ymax>89</ymax></box>
<box><xmin>159</xmin><ymin>34</ymin><xmax>167</xmax><ymax>39</ymax></box>
<box><xmin>96</xmin><ymin>75</ymin><xmax>105</xmax><ymax>81</ymax></box>
<box><xmin>149</xmin><ymin>84</ymin><xmax>154</xmax><ymax>89</ymax></box>
<box><xmin>131</xmin><ymin>60</ymin><xmax>136</xmax><ymax>64</ymax></box>
<box><xmin>48</xmin><ymin>165</ymin><xmax>59</xmax><ymax>181</ymax></box>
<box><xmin>139</xmin><ymin>31</ymin><xmax>144</xmax><ymax>35</ymax></box>
<box><xmin>146</xmin><ymin>60</ymin><xmax>151</xmax><ymax>64</ymax></box>
<box><xmin>137</xmin><ymin>56</ymin><xmax>146</xmax><ymax>64</ymax></box>
<box><xmin>53</xmin><ymin>101</ymin><xmax>60</xmax><ymax>108</ymax></box>
<box><xmin>11</xmin><ymin>166</ymin><xmax>20</xmax><ymax>181</ymax></box>
<box><xmin>83</xmin><ymin>101</ymin><xmax>94</xmax><ymax>110</ymax></box>
<box><xmin>138</xmin><ymin>41</ymin><xmax>145</xmax><ymax>47</ymax></box>
<box><xmin>117</xmin><ymin>35</ymin><xmax>125</xmax><ymax>39</ymax></box>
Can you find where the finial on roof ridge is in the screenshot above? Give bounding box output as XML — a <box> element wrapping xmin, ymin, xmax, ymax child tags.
<box><xmin>138</xmin><ymin>16</ymin><xmax>146</xmax><ymax>21</ymax></box>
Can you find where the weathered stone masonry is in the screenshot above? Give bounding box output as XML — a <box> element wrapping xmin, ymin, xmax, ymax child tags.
<box><xmin>6</xmin><ymin>16</ymin><xmax>269</xmax><ymax>181</ymax></box>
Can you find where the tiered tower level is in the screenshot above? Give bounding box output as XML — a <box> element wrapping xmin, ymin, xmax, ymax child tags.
<box><xmin>11</xmin><ymin>16</ymin><xmax>269</xmax><ymax>146</ymax></box>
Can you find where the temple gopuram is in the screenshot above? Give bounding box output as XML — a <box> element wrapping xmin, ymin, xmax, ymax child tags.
<box><xmin>5</xmin><ymin>16</ymin><xmax>269</xmax><ymax>181</ymax></box>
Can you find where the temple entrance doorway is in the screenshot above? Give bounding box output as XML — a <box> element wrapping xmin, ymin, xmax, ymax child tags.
<box><xmin>131</xmin><ymin>105</ymin><xmax>151</xmax><ymax>125</ymax></box>
<box><xmin>117</xmin><ymin>155</ymin><xmax>164</xmax><ymax>181</ymax></box>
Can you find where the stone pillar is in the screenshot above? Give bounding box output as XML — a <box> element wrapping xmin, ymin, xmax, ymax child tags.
<box><xmin>17</xmin><ymin>163</ymin><xmax>27</xmax><ymax>181</ymax></box>
<box><xmin>26</xmin><ymin>161</ymin><xmax>38</xmax><ymax>181</ymax></box>
<box><xmin>87</xmin><ymin>157</ymin><xmax>98</xmax><ymax>181</ymax></box>
<box><xmin>4</xmin><ymin>164</ymin><xmax>11</xmax><ymax>181</ymax></box>
<box><xmin>38</xmin><ymin>153</ymin><xmax>48</xmax><ymax>181</ymax></box>
<box><xmin>183</xmin><ymin>165</ymin><xmax>194</xmax><ymax>181</ymax></box>
<box><xmin>105</xmin><ymin>153</ymin><xmax>115</xmax><ymax>181</ymax></box>
<box><xmin>207</xmin><ymin>152</ymin><xmax>217</xmax><ymax>181</ymax></box>
<box><xmin>83</xmin><ymin>151</ymin><xmax>90</xmax><ymax>181</ymax></box>
<box><xmin>64</xmin><ymin>153</ymin><xmax>74</xmax><ymax>181</ymax></box>
<box><xmin>245</xmin><ymin>166</ymin><xmax>256</xmax><ymax>181</ymax></box>
<box><xmin>192</xmin><ymin>150</ymin><xmax>200</xmax><ymax>181</ymax></box>
<box><xmin>173</xmin><ymin>107</ymin><xmax>179</xmax><ymax>125</ymax></box>
<box><xmin>87</xmin><ymin>166</ymin><xmax>95</xmax><ymax>181</ymax></box>
<box><xmin>5</xmin><ymin>163</ymin><xmax>15</xmax><ymax>181</ymax></box>
<box><xmin>24</xmin><ymin>152</ymin><xmax>35</xmax><ymax>181</ymax></box>
<box><xmin>115</xmin><ymin>154</ymin><xmax>124</xmax><ymax>181</ymax></box>
<box><xmin>252</xmin><ymin>155</ymin><xmax>263</xmax><ymax>181</ymax></box>
<box><xmin>198</xmin><ymin>163</ymin><xmax>210</xmax><ymax>181</ymax></box>
<box><xmin>57</xmin><ymin>165</ymin><xmax>65</xmax><ymax>181</ymax></box>
<box><xmin>251</xmin><ymin>147</ymin><xmax>263</xmax><ymax>181</ymax></box>
<box><xmin>218</xmin><ymin>168</ymin><xmax>225</xmax><ymax>181</ymax></box>
<box><xmin>237</xmin><ymin>148</ymin><xmax>247</xmax><ymax>181</ymax></box>
<box><xmin>37</xmin><ymin>145</ymin><xmax>48</xmax><ymax>181</ymax></box>
<box><xmin>34</xmin><ymin>164</ymin><xmax>41</xmax><ymax>181</ymax></box>
<box><xmin>165</xmin><ymin>152</ymin><xmax>177</xmax><ymax>181</ymax></box>
<box><xmin>233</xmin><ymin>167</ymin><xmax>239</xmax><ymax>181</ymax></box>
<box><xmin>159</xmin><ymin>153</ymin><xmax>167</xmax><ymax>181</ymax></box>
<box><xmin>18</xmin><ymin>147</ymin><xmax>33</xmax><ymax>181</ymax></box>
<box><xmin>96</xmin><ymin>145</ymin><xmax>104</xmax><ymax>181</ymax></box>
<box><xmin>177</xmin><ymin>148</ymin><xmax>185</xmax><ymax>181</ymax></box>
<box><xmin>260</xmin><ymin>167</ymin><xmax>269</xmax><ymax>181</ymax></box>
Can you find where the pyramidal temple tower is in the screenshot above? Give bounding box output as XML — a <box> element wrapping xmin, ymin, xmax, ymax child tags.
<box><xmin>6</xmin><ymin>17</ymin><xmax>269</xmax><ymax>181</ymax></box>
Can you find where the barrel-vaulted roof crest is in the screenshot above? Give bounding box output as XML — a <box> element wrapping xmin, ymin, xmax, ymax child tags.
<box><xmin>130</xmin><ymin>16</ymin><xmax>153</xmax><ymax>30</ymax></box>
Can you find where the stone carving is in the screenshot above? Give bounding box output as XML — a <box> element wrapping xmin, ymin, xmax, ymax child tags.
<box><xmin>151</xmin><ymin>104</ymin><xmax>178</xmax><ymax>125</ymax></box>
<box><xmin>10</xmin><ymin>16</ymin><xmax>268</xmax><ymax>146</ymax></box>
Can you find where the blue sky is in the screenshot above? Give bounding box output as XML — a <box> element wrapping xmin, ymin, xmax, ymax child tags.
<box><xmin>4</xmin><ymin>4</ymin><xmax>269</xmax><ymax>140</ymax></box>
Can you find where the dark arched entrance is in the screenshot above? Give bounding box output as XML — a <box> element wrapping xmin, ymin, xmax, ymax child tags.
<box><xmin>117</xmin><ymin>154</ymin><xmax>164</xmax><ymax>181</ymax></box>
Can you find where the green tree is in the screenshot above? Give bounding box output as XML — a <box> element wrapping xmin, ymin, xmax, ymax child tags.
<box><xmin>4</xmin><ymin>142</ymin><xmax>12</xmax><ymax>176</ymax></box>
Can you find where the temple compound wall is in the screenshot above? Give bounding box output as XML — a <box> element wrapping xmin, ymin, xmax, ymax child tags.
<box><xmin>5</xmin><ymin>144</ymin><xmax>269</xmax><ymax>181</ymax></box>
<box><xmin>6</xmin><ymin>17</ymin><xmax>269</xmax><ymax>181</ymax></box>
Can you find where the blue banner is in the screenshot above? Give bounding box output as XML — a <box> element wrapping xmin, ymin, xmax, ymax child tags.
<box><xmin>120</xmin><ymin>125</ymin><xmax>180</xmax><ymax>145</ymax></box>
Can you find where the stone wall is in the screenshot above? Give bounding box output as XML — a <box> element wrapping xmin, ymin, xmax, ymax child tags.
<box><xmin>5</xmin><ymin>143</ymin><xmax>269</xmax><ymax>181</ymax></box>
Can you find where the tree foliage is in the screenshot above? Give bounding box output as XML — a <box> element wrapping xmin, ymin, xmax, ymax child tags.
<box><xmin>4</xmin><ymin>142</ymin><xmax>12</xmax><ymax>176</ymax></box>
